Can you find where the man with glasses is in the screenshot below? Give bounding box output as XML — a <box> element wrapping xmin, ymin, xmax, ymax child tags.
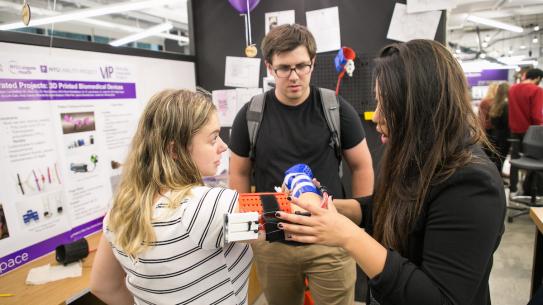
<box><xmin>229</xmin><ymin>24</ymin><xmax>374</xmax><ymax>305</ymax></box>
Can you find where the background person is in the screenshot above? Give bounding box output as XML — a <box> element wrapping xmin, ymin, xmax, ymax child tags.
<box><xmin>478</xmin><ymin>81</ymin><xmax>499</xmax><ymax>135</ymax></box>
<box><xmin>508</xmin><ymin>68</ymin><xmax>543</xmax><ymax>143</ymax></box>
<box><xmin>508</xmin><ymin>68</ymin><xmax>543</xmax><ymax>196</ymax></box>
<box><xmin>488</xmin><ymin>82</ymin><xmax>510</xmax><ymax>172</ymax></box>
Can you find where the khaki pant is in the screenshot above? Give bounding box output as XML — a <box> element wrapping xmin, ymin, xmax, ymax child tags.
<box><xmin>252</xmin><ymin>241</ymin><xmax>356</xmax><ymax>305</ymax></box>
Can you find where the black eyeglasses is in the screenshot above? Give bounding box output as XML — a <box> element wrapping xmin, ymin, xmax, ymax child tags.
<box><xmin>273</xmin><ymin>63</ymin><xmax>312</xmax><ymax>78</ymax></box>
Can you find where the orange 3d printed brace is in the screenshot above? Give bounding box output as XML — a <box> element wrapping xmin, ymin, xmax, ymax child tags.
<box><xmin>223</xmin><ymin>164</ymin><xmax>327</xmax><ymax>243</ymax></box>
<box><xmin>224</xmin><ymin>193</ymin><xmax>292</xmax><ymax>243</ymax></box>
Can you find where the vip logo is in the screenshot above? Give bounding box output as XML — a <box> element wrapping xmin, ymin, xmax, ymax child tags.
<box><xmin>100</xmin><ymin>66</ymin><xmax>114</xmax><ymax>79</ymax></box>
<box><xmin>40</xmin><ymin>65</ymin><xmax>48</xmax><ymax>73</ymax></box>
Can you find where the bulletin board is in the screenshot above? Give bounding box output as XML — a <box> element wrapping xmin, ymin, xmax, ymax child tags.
<box><xmin>193</xmin><ymin>0</ymin><xmax>446</xmax><ymax>114</ymax></box>
<box><xmin>311</xmin><ymin>51</ymin><xmax>375</xmax><ymax>113</ymax></box>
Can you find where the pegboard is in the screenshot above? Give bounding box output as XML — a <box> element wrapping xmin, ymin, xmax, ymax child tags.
<box><xmin>311</xmin><ymin>51</ymin><xmax>376</xmax><ymax>114</ymax></box>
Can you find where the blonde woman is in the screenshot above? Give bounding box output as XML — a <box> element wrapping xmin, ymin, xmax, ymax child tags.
<box><xmin>90</xmin><ymin>90</ymin><xmax>253</xmax><ymax>305</ymax></box>
<box><xmin>478</xmin><ymin>82</ymin><xmax>499</xmax><ymax>132</ymax></box>
<box><xmin>488</xmin><ymin>82</ymin><xmax>510</xmax><ymax>170</ymax></box>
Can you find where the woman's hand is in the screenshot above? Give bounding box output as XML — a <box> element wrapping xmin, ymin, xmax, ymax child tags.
<box><xmin>276</xmin><ymin>196</ymin><xmax>360</xmax><ymax>248</ymax></box>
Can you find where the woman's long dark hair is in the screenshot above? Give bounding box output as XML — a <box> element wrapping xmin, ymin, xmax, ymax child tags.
<box><xmin>372</xmin><ymin>39</ymin><xmax>489</xmax><ymax>254</ymax></box>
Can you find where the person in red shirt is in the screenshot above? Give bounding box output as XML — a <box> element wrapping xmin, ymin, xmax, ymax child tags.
<box><xmin>508</xmin><ymin>68</ymin><xmax>543</xmax><ymax>197</ymax></box>
<box><xmin>508</xmin><ymin>68</ymin><xmax>543</xmax><ymax>140</ymax></box>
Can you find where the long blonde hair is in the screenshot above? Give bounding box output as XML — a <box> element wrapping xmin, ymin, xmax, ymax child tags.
<box><xmin>483</xmin><ymin>82</ymin><xmax>499</xmax><ymax>100</ymax></box>
<box><xmin>107</xmin><ymin>89</ymin><xmax>216</xmax><ymax>257</ymax></box>
<box><xmin>489</xmin><ymin>82</ymin><xmax>509</xmax><ymax>118</ymax></box>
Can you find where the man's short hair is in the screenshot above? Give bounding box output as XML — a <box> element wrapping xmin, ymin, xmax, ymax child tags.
<box><xmin>525</xmin><ymin>68</ymin><xmax>543</xmax><ymax>80</ymax></box>
<box><xmin>261</xmin><ymin>24</ymin><xmax>317</xmax><ymax>64</ymax></box>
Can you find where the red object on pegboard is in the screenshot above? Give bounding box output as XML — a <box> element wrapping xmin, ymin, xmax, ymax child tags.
<box><xmin>238</xmin><ymin>193</ymin><xmax>292</xmax><ymax>225</ymax></box>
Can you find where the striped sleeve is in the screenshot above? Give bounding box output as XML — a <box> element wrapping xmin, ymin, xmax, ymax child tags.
<box><xmin>182</xmin><ymin>187</ymin><xmax>239</xmax><ymax>250</ymax></box>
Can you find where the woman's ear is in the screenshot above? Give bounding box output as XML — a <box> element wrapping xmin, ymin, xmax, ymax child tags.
<box><xmin>167</xmin><ymin>141</ymin><xmax>178</xmax><ymax>160</ymax></box>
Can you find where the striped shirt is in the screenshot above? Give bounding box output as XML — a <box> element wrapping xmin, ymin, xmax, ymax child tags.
<box><xmin>103</xmin><ymin>187</ymin><xmax>253</xmax><ymax>305</ymax></box>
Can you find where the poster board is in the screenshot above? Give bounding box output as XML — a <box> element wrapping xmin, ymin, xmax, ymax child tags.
<box><xmin>0</xmin><ymin>42</ymin><xmax>196</xmax><ymax>275</ymax></box>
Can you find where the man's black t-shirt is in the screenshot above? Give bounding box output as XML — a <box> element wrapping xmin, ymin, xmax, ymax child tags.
<box><xmin>229</xmin><ymin>86</ymin><xmax>365</xmax><ymax>198</ymax></box>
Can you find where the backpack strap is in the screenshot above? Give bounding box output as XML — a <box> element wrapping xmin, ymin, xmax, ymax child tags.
<box><xmin>318</xmin><ymin>88</ymin><xmax>342</xmax><ymax>163</ymax></box>
<box><xmin>246</xmin><ymin>92</ymin><xmax>267</xmax><ymax>160</ymax></box>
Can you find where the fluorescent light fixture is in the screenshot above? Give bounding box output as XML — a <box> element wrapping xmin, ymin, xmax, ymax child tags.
<box><xmin>109</xmin><ymin>22</ymin><xmax>173</xmax><ymax>47</ymax></box>
<box><xmin>497</xmin><ymin>55</ymin><xmax>538</xmax><ymax>67</ymax></box>
<box><xmin>79</xmin><ymin>19</ymin><xmax>189</xmax><ymax>44</ymax></box>
<box><xmin>498</xmin><ymin>55</ymin><xmax>527</xmax><ymax>64</ymax></box>
<box><xmin>0</xmin><ymin>0</ymin><xmax>181</xmax><ymax>31</ymax></box>
<box><xmin>466</xmin><ymin>15</ymin><xmax>523</xmax><ymax>33</ymax></box>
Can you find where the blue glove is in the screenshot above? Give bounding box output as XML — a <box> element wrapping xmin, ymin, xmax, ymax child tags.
<box><xmin>283</xmin><ymin>164</ymin><xmax>320</xmax><ymax>198</ymax></box>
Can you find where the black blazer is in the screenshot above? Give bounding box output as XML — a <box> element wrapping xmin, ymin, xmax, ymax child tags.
<box><xmin>358</xmin><ymin>146</ymin><xmax>506</xmax><ymax>305</ymax></box>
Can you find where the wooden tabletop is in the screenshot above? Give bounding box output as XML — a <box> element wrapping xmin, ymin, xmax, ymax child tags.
<box><xmin>530</xmin><ymin>208</ymin><xmax>543</xmax><ymax>234</ymax></box>
<box><xmin>0</xmin><ymin>232</ymin><xmax>101</xmax><ymax>305</ymax></box>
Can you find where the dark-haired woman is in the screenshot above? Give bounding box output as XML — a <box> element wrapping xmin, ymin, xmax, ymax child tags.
<box><xmin>276</xmin><ymin>39</ymin><xmax>506</xmax><ymax>305</ymax></box>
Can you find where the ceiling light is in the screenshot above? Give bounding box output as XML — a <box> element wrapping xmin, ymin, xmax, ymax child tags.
<box><xmin>109</xmin><ymin>22</ymin><xmax>173</xmax><ymax>47</ymax></box>
<box><xmin>79</xmin><ymin>19</ymin><xmax>189</xmax><ymax>44</ymax></box>
<box><xmin>0</xmin><ymin>0</ymin><xmax>182</xmax><ymax>31</ymax></box>
<box><xmin>466</xmin><ymin>15</ymin><xmax>523</xmax><ymax>33</ymax></box>
<box><xmin>480</xmin><ymin>53</ymin><xmax>487</xmax><ymax>59</ymax></box>
<box><xmin>533</xmin><ymin>37</ymin><xmax>539</xmax><ymax>43</ymax></box>
<box><xmin>498</xmin><ymin>55</ymin><xmax>538</xmax><ymax>67</ymax></box>
<box><xmin>482</xmin><ymin>42</ymin><xmax>488</xmax><ymax>48</ymax></box>
<box><xmin>455</xmin><ymin>48</ymin><xmax>461</xmax><ymax>54</ymax></box>
<box><xmin>535</xmin><ymin>25</ymin><xmax>540</xmax><ymax>31</ymax></box>
<box><xmin>520</xmin><ymin>45</ymin><xmax>526</xmax><ymax>49</ymax></box>
<box><xmin>498</xmin><ymin>55</ymin><xmax>528</xmax><ymax>63</ymax></box>
<box><xmin>484</xmin><ymin>35</ymin><xmax>490</xmax><ymax>42</ymax></box>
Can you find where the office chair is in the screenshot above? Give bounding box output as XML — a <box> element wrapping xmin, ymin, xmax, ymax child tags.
<box><xmin>507</xmin><ymin>125</ymin><xmax>543</xmax><ymax>223</ymax></box>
